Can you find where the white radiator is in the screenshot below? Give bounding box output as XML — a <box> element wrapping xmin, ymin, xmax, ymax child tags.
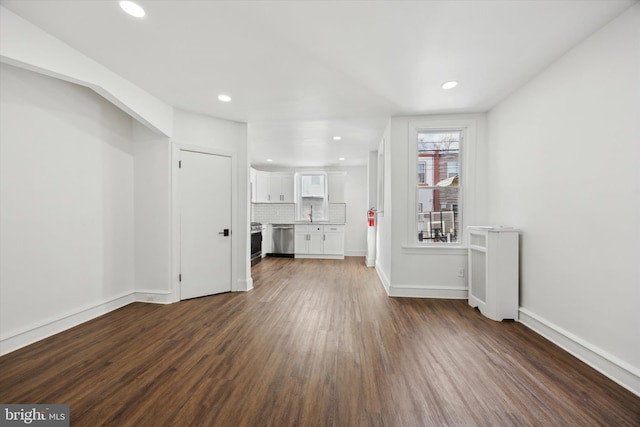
<box><xmin>468</xmin><ymin>226</ymin><xmax>519</xmax><ymax>321</ymax></box>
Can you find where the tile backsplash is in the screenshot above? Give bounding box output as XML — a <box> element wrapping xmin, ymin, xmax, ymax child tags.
<box><xmin>252</xmin><ymin>203</ymin><xmax>346</xmax><ymax>224</ymax></box>
<box><xmin>328</xmin><ymin>204</ymin><xmax>346</xmax><ymax>223</ymax></box>
<box><xmin>252</xmin><ymin>204</ymin><xmax>296</xmax><ymax>224</ymax></box>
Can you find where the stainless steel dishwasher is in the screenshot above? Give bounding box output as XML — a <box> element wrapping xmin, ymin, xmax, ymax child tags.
<box><xmin>271</xmin><ymin>224</ymin><xmax>294</xmax><ymax>257</ymax></box>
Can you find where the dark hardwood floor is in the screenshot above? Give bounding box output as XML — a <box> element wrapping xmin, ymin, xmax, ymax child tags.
<box><xmin>1</xmin><ymin>257</ymin><xmax>638</xmax><ymax>426</ymax></box>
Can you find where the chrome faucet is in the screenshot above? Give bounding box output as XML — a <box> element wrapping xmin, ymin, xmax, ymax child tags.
<box><xmin>308</xmin><ymin>205</ymin><xmax>313</xmax><ymax>223</ymax></box>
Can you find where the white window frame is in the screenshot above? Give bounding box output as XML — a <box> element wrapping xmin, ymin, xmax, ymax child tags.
<box><xmin>406</xmin><ymin>118</ymin><xmax>477</xmax><ymax>248</ymax></box>
<box><xmin>296</xmin><ymin>172</ymin><xmax>328</xmax><ymax>221</ymax></box>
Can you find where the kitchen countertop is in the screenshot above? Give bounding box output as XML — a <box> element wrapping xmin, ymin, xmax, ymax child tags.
<box><xmin>267</xmin><ymin>221</ymin><xmax>345</xmax><ymax>225</ymax></box>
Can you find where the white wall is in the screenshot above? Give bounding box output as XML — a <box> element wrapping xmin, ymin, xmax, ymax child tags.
<box><xmin>367</xmin><ymin>151</ymin><xmax>378</xmax><ymax>212</ymax></box>
<box><xmin>172</xmin><ymin>109</ymin><xmax>251</xmax><ymax>292</ymax></box>
<box><xmin>343</xmin><ymin>165</ymin><xmax>368</xmax><ymax>256</ymax></box>
<box><xmin>375</xmin><ymin>124</ymin><xmax>392</xmax><ymax>289</ymax></box>
<box><xmin>133</xmin><ymin>122</ymin><xmax>172</xmax><ymax>301</ymax></box>
<box><xmin>487</xmin><ymin>4</ymin><xmax>640</xmax><ymax>394</ymax></box>
<box><xmin>382</xmin><ymin>114</ymin><xmax>487</xmax><ymax>298</ymax></box>
<box><xmin>0</xmin><ymin>8</ymin><xmax>253</xmax><ymax>352</ymax></box>
<box><xmin>0</xmin><ymin>64</ymin><xmax>135</xmax><ymax>353</ymax></box>
<box><xmin>366</xmin><ymin>151</ymin><xmax>378</xmax><ymax>267</ymax></box>
<box><xmin>0</xmin><ymin>6</ymin><xmax>173</xmax><ymax>137</ymax></box>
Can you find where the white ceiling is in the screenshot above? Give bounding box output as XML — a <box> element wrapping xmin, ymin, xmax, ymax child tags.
<box><xmin>1</xmin><ymin>0</ymin><xmax>636</xmax><ymax>167</ymax></box>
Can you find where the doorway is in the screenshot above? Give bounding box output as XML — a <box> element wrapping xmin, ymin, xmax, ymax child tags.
<box><xmin>178</xmin><ymin>149</ymin><xmax>232</xmax><ymax>299</ymax></box>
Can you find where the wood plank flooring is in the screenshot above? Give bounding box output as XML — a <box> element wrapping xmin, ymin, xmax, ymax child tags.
<box><xmin>1</xmin><ymin>257</ymin><xmax>639</xmax><ymax>426</ymax></box>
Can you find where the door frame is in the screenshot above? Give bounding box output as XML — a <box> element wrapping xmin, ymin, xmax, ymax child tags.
<box><xmin>171</xmin><ymin>142</ymin><xmax>238</xmax><ymax>302</ymax></box>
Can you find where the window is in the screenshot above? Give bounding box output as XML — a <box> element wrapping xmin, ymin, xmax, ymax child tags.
<box><xmin>301</xmin><ymin>175</ymin><xmax>325</xmax><ymax>197</ymax></box>
<box><xmin>416</xmin><ymin>130</ymin><xmax>462</xmax><ymax>244</ymax></box>
<box><xmin>297</xmin><ymin>173</ymin><xmax>327</xmax><ymax>221</ymax></box>
<box><xmin>417</xmin><ymin>161</ymin><xmax>426</xmax><ymax>184</ymax></box>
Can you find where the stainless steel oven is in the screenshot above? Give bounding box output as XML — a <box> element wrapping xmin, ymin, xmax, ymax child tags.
<box><xmin>250</xmin><ymin>222</ymin><xmax>262</xmax><ymax>266</ymax></box>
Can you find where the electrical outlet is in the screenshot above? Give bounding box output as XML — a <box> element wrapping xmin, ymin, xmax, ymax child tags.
<box><xmin>458</xmin><ymin>268</ymin><xmax>465</xmax><ymax>278</ymax></box>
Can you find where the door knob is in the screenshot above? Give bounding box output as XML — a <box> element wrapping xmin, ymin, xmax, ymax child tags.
<box><xmin>218</xmin><ymin>229</ymin><xmax>230</xmax><ymax>236</ymax></box>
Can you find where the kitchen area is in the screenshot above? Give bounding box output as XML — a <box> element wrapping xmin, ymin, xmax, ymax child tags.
<box><xmin>250</xmin><ymin>168</ymin><xmax>363</xmax><ymax>265</ymax></box>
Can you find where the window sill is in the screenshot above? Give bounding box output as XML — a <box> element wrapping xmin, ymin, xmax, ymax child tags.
<box><xmin>401</xmin><ymin>245</ymin><xmax>468</xmax><ymax>256</ymax></box>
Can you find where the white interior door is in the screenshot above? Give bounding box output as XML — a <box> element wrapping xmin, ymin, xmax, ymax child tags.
<box><xmin>179</xmin><ymin>150</ymin><xmax>231</xmax><ymax>299</ymax></box>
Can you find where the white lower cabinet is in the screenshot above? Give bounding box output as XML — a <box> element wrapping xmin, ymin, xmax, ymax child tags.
<box><xmin>322</xmin><ymin>225</ymin><xmax>344</xmax><ymax>255</ymax></box>
<box><xmin>294</xmin><ymin>230</ymin><xmax>308</xmax><ymax>255</ymax></box>
<box><xmin>295</xmin><ymin>225</ymin><xmax>323</xmax><ymax>254</ymax></box>
<box><xmin>308</xmin><ymin>227</ymin><xmax>324</xmax><ymax>254</ymax></box>
<box><xmin>295</xmin><ymin>224</ymin><xmax>344</xmax><ymax>259</ymax></box>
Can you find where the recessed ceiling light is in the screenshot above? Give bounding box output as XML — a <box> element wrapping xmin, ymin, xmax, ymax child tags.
<box><xmin>333</xmin><ymin>136</ymin><xmax>342</xmax><ymax>141</ymax></box>
<box><xmin>119</xmin><ymin>1</ymin><xmax>145</xmax><ymax>18</ymax></box>
<box><xmin>338</xmin><ymin>157</ymin><xmax>345</xmax><ymax>161</ymax></box>
<box><xmin>441</xmin><ymin>81</ymin><xmax>458</xmax><ymax>90</ymax></box>
<box><xmin>266</xmin><ymin>159</ymin><xmax>273</xmax><ymax>162</ymax></box>
<box><xmin>218</xmin><ymin>94</ymin><xmax>232</xmax><ymax>102</ymax></box>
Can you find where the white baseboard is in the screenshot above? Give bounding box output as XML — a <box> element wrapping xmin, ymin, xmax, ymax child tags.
<box><xmin>345</xmin><ymin>250</ymin><xmax>367</xmax><ymax>257</ymax></box>
<box><xmin>0</xmin><ymin>289</ymin><xmax>184</xmax><ymax>355</ymax></box>
<box><xmin>0</xmin><ymin>292</ymin><xmax>136</xmax><ymax>356</ymax></box>
<box><xmin>373</xmin><ymin>263</ymin><xmax>468</xmax><ymax>299</ymax></box>
<box><xmin>295</xmin><ymin>254</ymin><xmax>344</xmax><ymax>260</ymax></box>
<box><xmin>388</xmin><ymin>284</ymin><xmax>468</xmax><ymax>299</ymax></box>
<box><xmin>375</xmin><ymin>262</ymin><xmax>391</xmax><ymax>294</ymax></box>
<box><xmin>237</xmin><ymin>277</ymin><xmax>253</xmax><ymax>292</ymax></box>
<box><xmin>519</xmin><ymin>307</ymin><xmax>640</xmax><ymax>397</ymax></box>
<box><xmin>0</xmin><ymin>277</ymin><xmax>262</xmax><ymax>356</ymax></box>
<box><xmin>134</xmin><ymin>289</ymin><xmax>174</xmax><ymax>304</ymax></box>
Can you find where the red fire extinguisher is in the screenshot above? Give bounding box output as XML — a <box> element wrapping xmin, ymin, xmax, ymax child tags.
<box><xmin>367</xmin><ymin>209</ymin><xmax>376</xmax><ymax>227</ymax></box>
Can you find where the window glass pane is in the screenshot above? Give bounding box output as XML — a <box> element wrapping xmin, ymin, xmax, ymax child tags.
<box><xmin>416</xmin><ymin>130</ymin><xmax>461</xmax><ymax>243</ymax></box>
<box><xmin>301</xmin><ymin>175</ymin><xmax>325</xmax><ymax>197</ymax></box>
<box><xmin>447</xmin><ymin>162</ymin><xmax>458</xmax><ymax>178</ymax></box>
<box><xmin>417</xmin><ymin>161</ymin><xmax>426</xmax><ymax>184</ymax></box>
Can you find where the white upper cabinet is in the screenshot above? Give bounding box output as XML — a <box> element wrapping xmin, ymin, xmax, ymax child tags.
<box><xmin>281</xmin><ymin>173</ymin><xmax>295</xmax><ymax>203</ymax></box>
<box><xmin>255</xmin><ymin>171</ymin><xmax>271</xmax><ymax>203</ymax></box>
<box><xmin>252</xmin><ymin>169</ymin><xmax>341</xmax><ymax>205</ymax></box>
<box><xmin>328</xmin><ymin>172</ymin><xmax>346</xmax><ymax>203</ymax></box>
<box><xmin>269</xmin><ymin>173</ymin><xmax>294</xmax><ymax>203</ymax></box>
